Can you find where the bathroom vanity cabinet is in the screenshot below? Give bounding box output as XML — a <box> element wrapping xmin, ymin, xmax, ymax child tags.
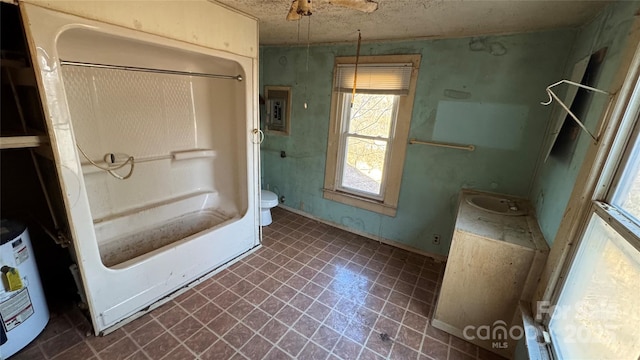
<box><xmin>432</xmin><ymin>190</ymin><xmax>549</xmax><ymax>359</ymax></box>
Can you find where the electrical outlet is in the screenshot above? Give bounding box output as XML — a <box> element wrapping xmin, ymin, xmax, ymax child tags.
<box><xmin>433</xmin><ymin>234</ymin><xmax>441</xmax><ymax>245</ymax></box>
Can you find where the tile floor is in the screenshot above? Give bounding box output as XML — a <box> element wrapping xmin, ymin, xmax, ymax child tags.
<box><xmin>12</xmin><ymin>208</ymin><xmax>505</xmax><ymax>360</ymax></box>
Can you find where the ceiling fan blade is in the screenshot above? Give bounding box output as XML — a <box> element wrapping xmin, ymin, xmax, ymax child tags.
<box><xmin>329</xmin><ymin>0</ymin><xmax>378</xmax><ymax>13</ymax></box>
<box><xmin>286</xmin><ymin>0</ymin><xmax>302</xmax><ymax>20</ymax></box>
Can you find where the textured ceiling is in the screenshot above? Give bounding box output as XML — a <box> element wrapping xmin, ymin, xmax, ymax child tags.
<box><xmin>212</xmin><ymin>0</ymin><xmax>611</xmax><ymax>45</ymax></box>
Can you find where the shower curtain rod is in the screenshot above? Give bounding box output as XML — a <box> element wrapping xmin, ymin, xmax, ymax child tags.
<box><xmin>59</xmin><ymin>60</ymin><xmax>243</xmax><ymax>81</ymax></box>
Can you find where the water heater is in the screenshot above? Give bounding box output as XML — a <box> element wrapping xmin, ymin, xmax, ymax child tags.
<box><xmin>0</xmin><ymin>219</ymin><xmax>49</xmax><ymax>359</ymax></box>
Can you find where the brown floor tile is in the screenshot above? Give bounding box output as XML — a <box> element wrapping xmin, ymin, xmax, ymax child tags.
<box><xmin>99</xmin><ymin>336</ymin><xmax>139</xmax><ymax>360</ymax></box>
<box><xmin>208</xmin><ymin>312</ymin><xmax>238</xmax><ymax>336</ymax></box>
<box><xmin>218</xmin><ymin>272</ymin><xmax>243</xmax><ymax>288</ymax></box>
<box><xmin>201</xmin><ymin>340</ymin><xmax>236</xmax><ymax>360</ymax></box>
<box><xmin>293</xmin><ymin>314</ymin><xmax>321</xmax><ymax>338</ymax></box>
<box><xmin>275</xmin><ymin>305</ymin><xmax>303</xmax><ymax>324</ymax></box>
<box><xmin>390</xmin><ymin>343</ymin><xmax>419</xmax><ymax>360</ymax></box>
<box><xmin>243</xmin><ymin>308</ymin><xmax>271</xmax><ymax>331</ymax></box>
<box><xmin>155</xmin><ymin>305</ymin><xmax>188</xmax><ymax>329</ymax></box>
<box><xmin>164</xmin><ymin>345</ymin><xmax>196</xmax><ymax>359</ymax></box>
<box><xmin>298</xmin><ymin>341</ymin><xmax>330</xmax><ymax>360</ymax></box>
<box><xmin>301</xmin><ymin>282</ymin><xmax>325</xmax><ymax>298</ymax></box>
<box><xmin>421</xmin><ymin>336</ymin><xmax>449</xmax><ymax>360</ymax></box>
<box><xmin>312</xmin><ymin>325</ymin><xmax>341</xmax><ymax>351</ymax></box>
<box><xmin>317</xmin><ymin>289</ymin><xmax>341</xmax><ymax>307</ymax></box>
<box><xmin>179</xmin><ymin>292</ymin><xmax>208</xmax><ymax>313</ymax></box>
<box><xmin>359</xmin><ymin>347</ymin><xmax>385</xmax><ymax>360</ymax></box>
<box><xmin>450</xmin><ymin>335</ymin><xmax>479</xmax><ymax>356</ymax></box>
<box><xmin>227</xmin><ymin>299</ymin><xmax>256</xmax><ymax>321</ymax></box>
<box><xmin>126</xmin><ymin>350</ymin><xmax>150</xmax><ymax>360</ymax></box>
<box><xmin>21</xmin><ymin>209</ymin><xmax>492</xmax><ymax>360</ymax></box>
<box><xmin>388</xmin><ymin>291</ymin><xmax>411</xmax><ymax>308</ymax></box>
<box><xmin>52</xmin><ymin>342</ymin><xmax>95</xmax><ymax>360</ymax></box>
<box><xmin>214</xmin><ymin>290</ymin><xmax>241</xmax><ymax>309</ymax></box>
<box><xmin>425</xmin><ymin>325</ymin><xmax>450</xmax><ymax>344</ymax></box>
<box><xmin>40</xmin><ymin>328</ymin><xmax>83</xmax><ymax>358</ymax></box>
<box><xmin>36</xmin><ymin>313</ymin><xmax>72</xmax><ymax>343</ymax></box>
<box><xmin>260</xmin><ymin>318</ymin><xmax>289</xmax><ymax>343</ymax></box>
<box><xmin>170</xmin><ymin>316</ymin><xmax>203</xmax><ymax>342</ymax></box>
<box><xmin>382</xmin><ymin>302</ymin><xmax>406</xmax><ymax>323</ymax></box>
<box><xmin>306</xmin><ymin>301</ymin><xmax>332</xmax><ymax>322</ymax></box>
<box><xmin>374</xmin><ymin>316</ymin><xmax>401</xmax><ymax>339</ymax></box>
<box><xmin>194</xmin><ymin>302</ymin><xmax>224</xmax><ymax>324</ymax></box>
<box><xmin>184</xmin><ymin>327</ymin><xmax>218</xmax><ymax>354</ymax></box>
<box><xmin>333</xmin><ymin>336</ymin><xmax>362</xmax><ymax>359</ymax></box>
<box><xmin>397</xmin><ymin>325</ymin><xmax>423</xmax><ymax>351</ymax></box>
<box><xmin>324</xmin><ymin>311</ymin><xmax>350</xmax><ymax>333</ymax></box>
<box><xmin>478</xmin><ymin>347</ymin><xmax>509</xmax><ymax>360</ymax></box>
<box><xmin>278</xmin><ymin>330</ymin><xmax>308</xmax><ymax>357</ymax></box>
<box><xmin>245</xmin><ymin>269</ymin><xmax>269</xmax><ymax>286</ymax></box>
<box><xmin>273</xmin><ymin>284</ymin><xmax>298</xmax><ymax>302</ymax></box>
<box><xmin>239</xmin><ymin>334</ymin><xmax>272</xmax><ymax>360</ymax></box>
<box><xmin>365</xmin><ymin>332</ymin><xmax>393</xmax><ymax>358</ymax></box>
<box><xmin>12</xmin><ymin>346</ymin><xmax>46</xmax><ymax>360</ymax></box>
<box><xmin>223</xmin><ymin>323</ymin><xmax>254</xmax><ymax>349</ymax></box>
<box><xmin>290</xmin><ymin>293</ymin><xmax>314</xmax><ymax>312</ymax></box>
<box><xmin>286</xmin><ymin>274</ymin><xmax>309</xmax><ymax>290</ymax></box>
<box><xmin>312</xmin><ymin>272</ymin><xmax>334</xmax><ymax>288</ymax></box>
<box><xmin>85</xmin><ymin>329</ymin><xmax>127</xmax><ymax>353</ymax></box>
<box><xmin>130</xmin><ymin>319</ymin><xmax>164</xmax><ymax>346</ymax></box>
<box><xmin>450</xmin><ymin>348</ymin><xmax>476</xmax><ymax>360</ymax></box>
<box><xmin>264</xmin><ymin>347</ymin><xmax>294</xmax><ymax>360</ymax></box>
<box><xmin>259</xmin><ymin>277</ymin><xmax>284</xmax><ymax>293</ymax></box>
<box><xmin>229</xmin><ymin>279</ymin><xmax>255</xmax><ymax>297</ymax></box>
<box><xmin>343</xmin><ymin>321</ymin><xmax>371</xmax><ymax>345</ymax></box>
<box><xmin>259</xmin><ymin>296</ymin><xmax>286</xmax><ymax>316</ymax></box>
<box><xmin>335</xmin><ymin>298</ymin><xmax>359</xmax><ymax>316</ymax></box>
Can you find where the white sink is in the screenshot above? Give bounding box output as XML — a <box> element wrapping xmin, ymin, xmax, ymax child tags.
<box><xmin>466</xmin><ymin>194</ymin><xmax>527</xmax><ymax>216</ymax></box>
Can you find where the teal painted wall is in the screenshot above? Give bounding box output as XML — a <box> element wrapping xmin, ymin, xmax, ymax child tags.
<box><xmin>530</xmin><ymin>0</ymin><xmax>640</xmax><ymax>245</ymax></box>
<box><xmin>260</xmin><ymin>30</ymin><xmax>574</xmax><ymax>256</ymax></box>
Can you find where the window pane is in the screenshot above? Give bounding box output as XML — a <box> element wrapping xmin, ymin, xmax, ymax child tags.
<box><xmin>340</xmin><ymin>136</ymin><xmax>387</xmax><ymax>195</ymax></box>
<box><xmin>612</xmin><ymin>122</ymin><xmax>640</xmax><ymax>222</ymax></box>
<box><xmin>347</xmin><ymin>94</ymin><xmax>395</xmax><ymax>138</ymax></box>
<box><xmin>549</xmin><ymin>214</ymin><xmax>640</xmax><ymax>359</ymax></box>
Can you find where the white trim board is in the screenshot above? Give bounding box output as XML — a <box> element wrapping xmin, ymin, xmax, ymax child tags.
<box><xmin>277</xmin><ymin>204</ymin><xmax>447</xmax><ymax>263</ymax></box>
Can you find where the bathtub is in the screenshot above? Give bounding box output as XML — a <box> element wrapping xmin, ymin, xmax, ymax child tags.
<box><xmin>22</xmin><ymin>3</ymin><xmax>260</xmax><ymax>333</ymax></box>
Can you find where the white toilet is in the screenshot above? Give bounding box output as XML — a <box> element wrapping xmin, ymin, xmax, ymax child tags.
<box><xmin>260</xmin><ymin>190</ymin><xmax>279</xmax><ymax>226</ymax></box>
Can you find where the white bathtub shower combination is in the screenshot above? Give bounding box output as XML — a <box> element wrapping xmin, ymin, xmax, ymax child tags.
<box><xmin>21</xmin><ymin>3</ymin><xmax>260</xmax><ymax>333</ymax></box>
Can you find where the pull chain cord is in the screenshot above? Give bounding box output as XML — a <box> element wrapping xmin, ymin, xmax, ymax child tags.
<box><xmin>76</xmin><ymin>145</ymin><xmax>135</xmax><ymax>180</ymax></box>
<box><xmin>351</xmin><ymin>30</ymin><xmax>362</xmax><ymax>107</ymax></box>
<box><xmin>304</xmin><ymin>15</ymin><xmax>311</xmax><ymax>109</ymax></box>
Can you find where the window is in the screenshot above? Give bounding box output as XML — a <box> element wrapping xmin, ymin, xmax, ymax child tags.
<box><xmin>323</xmin><ymin>55</ymin><xmax>420</xmax><ymax>216</ymax></box>
<box><xmin>546</xmin><ymin>77</ymin><xmax>640</xmax><ymax>358</ymax></box>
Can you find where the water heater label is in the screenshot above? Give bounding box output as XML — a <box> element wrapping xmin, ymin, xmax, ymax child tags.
<box><xmin>13</xmin><ymin>243</ymin><xmax>29</xmax><ymax>266</ymax></box>
<box><xmin>0</xmin><ymin>288</ymin><xmax>34</xmax><ymax>331</ymax></box>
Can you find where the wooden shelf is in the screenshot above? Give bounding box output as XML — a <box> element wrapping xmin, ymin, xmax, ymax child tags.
<box><xmin>0</xmin><ymin>134</ymin><xmax>48</xmax><ymax>149</ymax></box>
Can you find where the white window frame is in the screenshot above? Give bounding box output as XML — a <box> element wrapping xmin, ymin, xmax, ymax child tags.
<box><xmin>323</xmin><ymin>55</ymin><xmax>420</xmax><ymax>216</ymax></box>
<box><xmin>334</xmin><ymin>93</ymin><xmax>399</xmax><ymax>200</ymax></box>
<box><xmin>539</xmin><ymin>44</ymin><xmax>640</xmax><ymax>359</ymax></box>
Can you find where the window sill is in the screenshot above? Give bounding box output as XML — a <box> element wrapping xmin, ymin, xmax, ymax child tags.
<box><xmin>519</xmin><ymin>302</ymin><xmax>553</xmax><ymax>360</ymax></box>
<box><xmin>323</xmin><ymin>189</ymin><xmax>397</xmax><ymax>217</ymax></box>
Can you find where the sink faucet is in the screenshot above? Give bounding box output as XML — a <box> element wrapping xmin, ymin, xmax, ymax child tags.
<box><xmin>508</xmin><ymin>200</ymin><xmax>518</xmax><ymax>211</ymax></box>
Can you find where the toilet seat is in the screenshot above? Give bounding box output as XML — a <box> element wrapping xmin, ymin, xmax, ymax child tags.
<box><xmin>261</xmin><ymin>190</ymin><xmax>278</xmax><ymax>208</ymax></box>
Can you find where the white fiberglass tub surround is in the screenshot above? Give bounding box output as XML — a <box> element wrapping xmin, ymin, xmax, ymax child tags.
<box><xmin>22</xmin><ymin>4</ymin><xmax>260</xmax><ymax>334</ymax></box>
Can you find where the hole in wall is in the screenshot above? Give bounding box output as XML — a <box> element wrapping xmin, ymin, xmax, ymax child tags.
<box><xmin>549</xmin><ymin>47</ymin><xmax>608</xmax><ymax>162</ymax></box>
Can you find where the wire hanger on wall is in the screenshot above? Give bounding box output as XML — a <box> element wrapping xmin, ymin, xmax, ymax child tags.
<box><xmin>541</xmin><ymin>79</ymin><xmax>611</xmax><ymax>141</ymax></box>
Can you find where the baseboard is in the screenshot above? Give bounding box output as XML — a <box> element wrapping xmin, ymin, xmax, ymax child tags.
<box><xmin>277</xmin><ymin>204</ymin><xmax>447</xmax><ymax>262</ymax></box>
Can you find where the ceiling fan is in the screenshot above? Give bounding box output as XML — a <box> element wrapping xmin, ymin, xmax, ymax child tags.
<box><xmin>286</xmin><ymin>0</ymin><xmax>378</xmax><ymax>20</ymax></box>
